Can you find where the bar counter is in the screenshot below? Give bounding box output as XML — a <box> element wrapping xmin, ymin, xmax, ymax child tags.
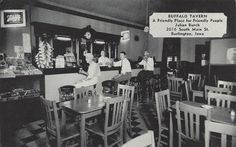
<box><xmin>42</xmin><ymin>66</ymin><xmax>121</xmax><ymax>75</ymax></box>
<box><xmin>0</xmin><ymin>65</ymin><xmax>160</xmax><ymax>102</ymax></box>
<box><xmin>43</xmin><ymin>66</ymin><xmax>160</xmax><ymax>102</ymax></box>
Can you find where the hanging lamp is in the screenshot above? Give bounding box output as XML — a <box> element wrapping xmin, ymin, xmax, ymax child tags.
<box><xmin>144</xmin><ymin>0</ymin><xmax>149</xmax><ymax>32</ymax></box>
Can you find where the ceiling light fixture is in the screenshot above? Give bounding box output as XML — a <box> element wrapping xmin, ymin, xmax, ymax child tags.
<box><xmin>55</xmin><ymin>35</ymin><xmax>71</xmax><ymax>41</ymax></box>
<box><xmin>94</xmin><ymin>40</ymin><xmax>105</xmax><ymax>44</ymax></box>
<box><xmin>144</xmin><ymin>0</ymin><xmax>149</xmax><ymax>33</ymax></box>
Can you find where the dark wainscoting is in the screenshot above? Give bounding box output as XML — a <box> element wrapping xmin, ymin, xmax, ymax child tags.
<box><xmin>210</xmin><ymin>65</ymin><xmax>236</xmax><ymax>82</ymax></box>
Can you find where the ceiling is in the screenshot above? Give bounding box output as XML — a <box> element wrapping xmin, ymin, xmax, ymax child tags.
<box><xmin>3</xmin><ymin>0</ymin><xmax>235</xmax><ymax>26</ymax></box>
<box><xmin>42</xmin><ymin>0</ymin><xmax>235</xmax><ymax>25</ymax></box>
<box><xmin>38</xmin><ymin>0</ymin><xmax>160</xmax><ymax>26</ymax></box>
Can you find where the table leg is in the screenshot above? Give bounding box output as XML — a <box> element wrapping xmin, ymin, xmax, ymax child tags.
<box><xmin>123</xmin><ymin>121</ymin><xmax>128</xmax><ymax>143</ymax></box>
<box><xmin>169</xmin><ymin>113</ymin><xmax>173</xmax><ymax>147</ymax></box>
<box><xmin>80</xmin><ymin>114</ymin><xmax>86</xmax><ymax>147</ymax></box>
<box><xmin>0</xmin><ymin>117</ymin><xmax>2</xmax><ymax>147</ymax></box>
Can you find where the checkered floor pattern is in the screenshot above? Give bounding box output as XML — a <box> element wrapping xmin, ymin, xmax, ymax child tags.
<box><xmin>5</xmin><ymin>106</ymin><xmax>148</xmax><ymax>147</ymax></box>
<box><xmin>5</xmin><ymin>120</ymin><xmax>46</xmax><ymax>147</ymax></box>
<box><xmin>139</xmin><ymin>102</ymin><xmax>170</xmax><ymax>147</ymax></box>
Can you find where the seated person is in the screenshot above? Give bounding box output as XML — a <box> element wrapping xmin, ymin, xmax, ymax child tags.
<box><xmin>98</xmin><ymin>50</ymin><xmax>111</xmax><ymax>66</ymax></box>
<box><xmin>112</xmin><ymin>51</ymin><xmax>132</xmax><ymax>83</ymax></box>
<box><xmin>74</xmin><ymin>53</ymin><xmax>101</xmax><ymax>88</ymax></box>
<box><xmin>137</xmin><ymin>51</ymin><xmax>154</xmax><ymax>98</ymax></box>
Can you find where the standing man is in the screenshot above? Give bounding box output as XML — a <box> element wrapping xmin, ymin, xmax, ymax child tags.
<box><xmin>137</xmin><ymin>51</ymin><xmax>154</xmax><ymax>99</ymax></box>
<box><xmin>98</xmin><ymin>50</ymin><xmax>111</xmax><ymax>66</ymax></box>
<box><xmin>112</xmin><ymin>51</ymin><xmax>132</xmax><ymax>83</ymax></box>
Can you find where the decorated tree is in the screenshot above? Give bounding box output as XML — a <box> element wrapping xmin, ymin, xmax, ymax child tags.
<box><xmin>35</xmin><ymin>40</ymin><xmax>53</xmax><ymax>68</ymax></box>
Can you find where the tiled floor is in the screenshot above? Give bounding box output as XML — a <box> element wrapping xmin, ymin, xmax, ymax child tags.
<box><xmin>5</xmin><ymin>120</ymin><xmax>46</xmax><ymax>147</ymax></box>
<box><xmin>5</xmin><ymin>105</ymin><xmax>149</xmax><ymax>147</ymax></box>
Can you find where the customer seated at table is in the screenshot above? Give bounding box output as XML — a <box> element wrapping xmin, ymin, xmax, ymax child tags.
<box><xmin>112</xmin><ymin>51</ymin><xmax>132</xmax><ymax>83</ymax></box>
<box><xmin>137</xmin><ymin>51</ymin><xmax>154</xmax><ymax>98</ymax></box>
<box><xmin>75</xmin><ymin>53</ymin><xmax>101</xmax><ymax>88</ymax></box>
<box><xmin>98</xmin><ymin>50</ymin><xmax>111</xmax><ymax>67</ymax></box>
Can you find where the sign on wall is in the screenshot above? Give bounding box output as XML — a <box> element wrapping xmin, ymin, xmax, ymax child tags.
<box><xmin>149</xmin><ymin>13</ymin><xmax>227</xmax><ymax>38</ymax></box>
<box><xmin>121</xmin><ymin>30</ymin><xmax>130</xmax><ymax>41</ymax></box>
<box><xmin>1</xmin><ymin>9</ymin><xmax>26</xmax><ymax>28</ymax></box>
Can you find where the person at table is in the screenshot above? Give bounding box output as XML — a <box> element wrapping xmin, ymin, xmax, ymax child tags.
<box><xmin>137</xmin><ymin>51</ymin><xmax>154</xmax><ymax>99</ymax></box>
<box><xmin>98</xmin><ymin>50</ymin><xmax>111</xmax><ymax>67</ymax></box>
<box><xmin>75</xmin><ymin>53</ymin><xmax>101</xmax><ymax>88</ymax></box>
<box><xmin>112</xmin><ymin>51</ymin><xmax>132</xmax><ymax>83</ymax></box>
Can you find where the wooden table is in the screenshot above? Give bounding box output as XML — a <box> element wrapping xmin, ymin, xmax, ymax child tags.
<box><xmin>171</xmin><ymin>101</ymin><xmax>236</xmax><ymax>125</ymax></box>
<box><xmin>171</xmin><ymin>101</ymin><xmax>203</xmax><ymax>109</ymax></box>
<box><xmin>171</xmin><ymin>101</ymin><xmax>236</xmax><ymax>145</ymax></box>
<box><xmin>210</xmin><ymin>107</ymin><xmax>236</xmax><ymax>125</ymax></box>
<box><xmin>61</xmin><ymin>94</ymin><xmax>117</xmax><ymax>147</ymax></box>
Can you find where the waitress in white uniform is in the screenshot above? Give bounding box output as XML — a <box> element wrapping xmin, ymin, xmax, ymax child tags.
<box><xmin>75</xmin><ymin>53</ymin><xmax>101</xmax><ymax>88</ymax></box>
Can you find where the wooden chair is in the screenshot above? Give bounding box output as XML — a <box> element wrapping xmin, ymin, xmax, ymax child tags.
<box><xmin>121</xmin><ymin>130</ymin><xmax>155</xmax><ymax>147</ymax></box>
<box><xmin>185</xmin><ymin>79</ymin><xmax>205</xmax><ymax>102</ymax></box>
<box><xmin>40</xmin><ymin>97</ymin><xmax>80</xmax><ymax>147</ymax></box>
<box><xmin>207</xmin><ymin>92</ymin><xmax>236</xmax><ymax>108</ymax></box>
<box><xmin>205</xmin><ymin>85</ymin><xmax>231</xmax><ymax>102</ymax></box>
<box><xmin>73</xmin><ymin>85</ymin><xmax>96</xmax><ymax>102</ymax></box>
<box><xmin>155</xmin><ymin>89</ymin><xmax>173</xmax><ymax>147</ymax></box>
<box><xmin>176</xmin><ymin>101</ymin><xmax>208</xmax><ymax>147</ymax></box>
<box><xmin>73</xmin><ymin>86</ymin><xmax>97</xmax><ymax>124</ymax></box>
<box><xmin>192</xmin><ymin>90</ymin><xmax>204</xmax><ymax>102</ymax></box>
<box><xmin>205</xmin><ymin>120</ymin><xmax>236</xmax><ymax>147</ymax></box>
<box><xmin>117</xmin><ymin>84</ymin><xmax>135</xmax><ymax>137</ymax></box>
<box><xmin>217</xmin><ymin>80</ymin><xmax>236</xmax><ymax>94</ymax></box>
<box><xmin>86</xmin><ymin>96</ymin><xmax>126</xmax><ymax>147</ymax></box>
<box><xmin>188</xmin><ymin>73</ymin><xmax>201</xmax><ymax>90</ymax></box>
<box><xmin>167</xmin><ymin>77</ymin><xmax>184</xmax><ymax>104</ymax></box>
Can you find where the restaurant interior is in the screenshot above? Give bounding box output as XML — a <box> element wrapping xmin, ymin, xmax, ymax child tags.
<box><xmin>0</xmin><ymin>0</ymin><xmax>236</xmax><ymax>147</ymax></box>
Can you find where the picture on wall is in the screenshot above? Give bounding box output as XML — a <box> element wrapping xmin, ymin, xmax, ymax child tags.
<box><xmin>1</xmin><ymin>9</ymin><xmax>26</xmax><ymax>28</ymax></box>
<box><xmin>121</xmin><ymin>30</ymin><xmax>130</xmax><ymax>41</ymax></box>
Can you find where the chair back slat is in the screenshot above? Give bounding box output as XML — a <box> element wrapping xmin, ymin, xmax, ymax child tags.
<box><xmin>218</xmin><ymin>80</ymin><xmax>236</xmax><ymax>93</ymax></box>
<box><xmin>40</xmin><ymin>97</ymin><xmax>61</xmax><ymax>141</ymax></box>
<box><xmin>176</xmin><ymin>101</ymin><xmax>208</xmax><ymax>143</ymax></box>
<box><xmin>204</xmin><ymin>85</ymin><xmax>231</xmax><ymax>101</ymax></box>
<box><xmin>168</xmin><ymin>77</ymin><xmax>183</xmax><ymax>102</ymax></box>
<box><xmin>185</xmin><ymin>79</ymin><xmax>192</xmax><ymax>101</ymax></box>
<box><xmin>168</xmin><ymin>77</ymin><xmax>183</xmax><ymax>93</ymax></box>
<box><xmin>117</xmin><ymin>84</ymin><xmax>135</xmax><ymax>100</ymax></box>
<box><xmin>117</xmin><ymin>84</ymin><xmax>135</xmax><ymax>126</ymax></box>
<box><xmin>207</xmin><ymin>92</ymin><xmax>236</xmax><ymax>108</ymax></box>
<box><xmin>155</xmin><ymin>89</ymin><xmax>171</xmax><ymax>126</ymax></box>
<box><xmin>73</xmin><ymin>86</ymin><xmax>96</xmax><ymax>102</ymax></box>
<box><xmin>205</xmin><ymin>120</ymin><xmax>236</xmax><ymax>147</ymax></box>
<box><xmin>121</xmin><ymin>130</ymin><xmax>155</xmax><ymax>147</ymax></box>
<box><xmin>188</xmin><ymin>73</ymin><xmax>202</xmax><ymax>90</ymax></box>
<box><xmin>105</xmin><ymin>96</ymin><xmax>126</xmax><ymax>132</ymax></box>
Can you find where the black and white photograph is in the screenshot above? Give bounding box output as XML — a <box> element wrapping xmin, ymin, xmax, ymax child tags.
<box><xmin>0</xmin><ymin>0</ymin><xmax>236</xmax><ymax>147</ymax></box>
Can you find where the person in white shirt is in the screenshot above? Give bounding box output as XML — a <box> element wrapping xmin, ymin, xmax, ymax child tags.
<box><xmin>112</xmin><ymin>51</ymin><xmax>132</xmax><ymax>83</ymax></box>
<box><xmin>75</xmin><ymin>53</ymin><xmax>101</xmax><ymax>88</ymax></box>
<box><xmin>98</xmin><ymin>50</ymin><xmax>111</xmax><ymax>66</ymax></box>
<box><xmin>138</xmin><ymin>51</ymin><xmax>154</xmax><ymax>71</ymax></box>
<box><xmin>137</xmin><ymin>51</ymin><xmax>154</xmax><ymax>99</ymax></box>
